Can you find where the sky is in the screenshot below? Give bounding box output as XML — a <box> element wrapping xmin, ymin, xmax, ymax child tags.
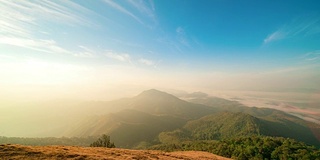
<box><xmin>1</xmin><ymin>0</ymin><xmax>320</xmax><ymax>102</ymax></box>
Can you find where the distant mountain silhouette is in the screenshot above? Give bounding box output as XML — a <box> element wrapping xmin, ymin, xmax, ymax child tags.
<box><xmin>130</xmin><ymin>89</ymin><xmax>217</xmax><ymax>119</ymax></box>
<box><xmin>65</xmin><ymin>89</ymin><xmax>218</xmax><ymax>147</ymax></box>
<box><xmin>66</xmin><ymin>89</ymin><xmax>320</xmax><ymax>148</ymax></box>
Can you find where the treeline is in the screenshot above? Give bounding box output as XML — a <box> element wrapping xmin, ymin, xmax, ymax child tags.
<box><xmin>0</xmin><ymin>136</ymin><xmax>98</xmax><ymax>146</ymax></box>
<box><xmin>150</xmin><ymin>136</ymin><xmax>320</xmax><ymax>160</ymax></box>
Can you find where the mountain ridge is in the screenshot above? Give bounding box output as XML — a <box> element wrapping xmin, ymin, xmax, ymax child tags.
<box><xmin>56</xmin><ymin>89</ymin><xmax>320</xmax><ymax>147</ymax></box>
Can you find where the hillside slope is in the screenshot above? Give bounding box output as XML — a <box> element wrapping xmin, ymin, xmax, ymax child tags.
<box><xmin>64</xmin><ymin>90</ymin><xmax>219</xmax><ymax>147</ymax></box>
<box><xmin>158</xmin><ymin>112</ymin><xmax>264</xmax><ymax>143</ymax></box>
<box><xmin>0</xmin><ymin>144</ymin><xmax>231</xmax><ymax>160</ymax></box>
<box><xmin>184</xmin><ymin>112</ymin><xmax>263</xmax><ymax>140</ymax></box>
<box><xmin>66</xmin><ymin>109</ymin><xmax>186</xmax><ymax>148</ymax></box>
<box><xmin>74</xmin><ymin>89</ymin><xmax>217</xmax><ymax>119</ymax></box>
<box><xmin>57</xmin><ymin>90</ymin><xmax>320</xmax><ymax>148</ymax></box>
<box><xmin>128</xmin><ymin>89</ymin><xmax>217</xmax><ymax>119</ymax></box>
<box><xmin>189</xmin><ymin>97</ymin><xmax>320</xmax><ymax>146</ymax></box>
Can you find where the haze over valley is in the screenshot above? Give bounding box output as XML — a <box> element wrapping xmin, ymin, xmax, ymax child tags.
<box><xmin>1</xmin><ymin>0</ymin><xmax>320</xmax><ymax>159</ymax></box>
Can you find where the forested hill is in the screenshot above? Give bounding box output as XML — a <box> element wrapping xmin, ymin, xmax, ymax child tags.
<box><xmin>2</xmin><ymin>89</ymin><xmax>320</xmax><ymax>159</ymax></box>
<box><xmin>56</xmin><ymin>89</ymin><xmax>320</xmax><ymax>148</ymax></box>
<box><xmin>150</xmin><ymin>136</ymin><xmax>320</xmax><ymax>160</ymax></box>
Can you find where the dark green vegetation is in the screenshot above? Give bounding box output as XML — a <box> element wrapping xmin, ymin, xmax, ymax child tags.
<box><xmin>189</xmin><ymin>97</ymin><xmax>320</xmax><ymax>146</ymax></box>
<box><xmin>150</xmin><ymin>136</ymin><xmax>320</xmax><ymax>160</ymax></box>
<box><xmin>158</xmin><ymin>111</ymin><xmax>320</xmax><ymax>146</ymax></box>
<box><xmin>157</xmin><ymin>112</ymin><xmax>264</xmax><ymax>144</ymax></box>
<box><xmin>184</xmin><ymin>112</ymin><xmax>262</xmax><ymax>140</ymax></box>
<box><xmin>90</xmin><ymin>134</ymin><xmax>115</xmax><ymax>148</ymax></box>
<box><xmin>2</xmin><ymin>89</ymin><xmax>320</xmax><ymax>159</ymax></box>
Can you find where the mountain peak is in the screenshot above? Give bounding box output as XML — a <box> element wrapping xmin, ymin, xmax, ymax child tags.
<box><xmin>136</xmin><ymin>89</ymin><xmax>179</xmax><ymax>100</ymax></box>
<box><xmin>142</xmin><ymin>89</ymin><xmax>163</xmax><ymax>94</ymax></box>
<box><xmin>131</xmin><ymin>89</ymin><xmax>215</xmax><ymax>119</ymax></box>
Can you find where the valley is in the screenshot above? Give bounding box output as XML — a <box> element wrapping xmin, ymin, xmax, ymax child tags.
<box><xmin>2</xmin><ymin>0</ymin><xmax>320</xmax><ymax>159</ymax></box>
<box><xmin>1</xmin><ymin>89</ymin><xmax>320</xmax><ymax>159</ymax></box>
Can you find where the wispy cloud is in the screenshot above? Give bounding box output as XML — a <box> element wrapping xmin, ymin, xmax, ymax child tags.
<box><xmin>263</xmin><ymin>30</ymin><xmax>285</xmax><ymax>44</ymax></box>
<box><xmin>104</xmin><ymin>50</ymin><xmax>157</xmax><ymax>68</ymax></box>
<box><xmin>176</xmin><ymin>27</ymin><xmax>189</xmax><ymax>46</ymax></box>
<box><xmin>263</xmin><ymin>16</ymin><xmax>320</xmax><ymax>44</ymax></box>
<box><xmin>139</xmin><ymin>58</ymin><xmax>155</xmax><ymax>66</ymax></box>
<box><xmin>75</xmin><ymin>46</ymin><xmax>96</xmax><ymax>58</ymax></box>
<box><xmin>149</xmin><ymin>0</ymin><xmax>155</xmax><ymax>11</ymax></box>
<box><xmin>0</xmin><ymin>37</ymin><xmax>72</xmax><ymax>55</ymax></box>
<box><xmin>103</xmin><ymin>0</ymin><xmax>143</xmax><ymax>25</ymax></box>
<box><xmin>105</xmin><ymin>51</ymin><xmax>131</xmax><ymax>63</ymax></box>
<box><xmin>302</xmin><ymin>50</ymin><xmax>320</xmax><ymax>61</ymax></box>
<box><xmin>0</xmin><ymin>0</ymin><xmax>94</xmax><ymax>29</ymax></box>
<box><xmin>127</xmin><ymin>0</ymin><xmax>156</xmax><ymax>23</ymax></box>
<box><xmin>0</xmin><ymin>0</ymin><xmax>97</xmax><ymax>55</ymax></box>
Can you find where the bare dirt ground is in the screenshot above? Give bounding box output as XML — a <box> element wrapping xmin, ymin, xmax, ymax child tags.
<box><xmin>0</xmin><ymin>144</ymin><xmax>231</xmax><ymax>160</ymax></box>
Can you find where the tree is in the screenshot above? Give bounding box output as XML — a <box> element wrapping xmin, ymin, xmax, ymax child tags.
<box><xmin>90</xmin><ymin>134</ymin><xmax>115</xmax><ymax>148</ymax></box>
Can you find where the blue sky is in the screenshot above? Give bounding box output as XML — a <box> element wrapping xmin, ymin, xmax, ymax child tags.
<box><xmin>0</xmin><ymin>0</ymin><xmax>320</xmax><ymax>101</ymax></box>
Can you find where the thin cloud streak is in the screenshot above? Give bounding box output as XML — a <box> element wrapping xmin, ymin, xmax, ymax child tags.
<box><xmin>0</xmin><ymin>0</ymin><xmax>98</xmax><ymax>56</ymax></box>
<box><xmin>127</xmin><ymin>0</ymin><xmax>156</xmax><ymax>23</ymax></box>
<box><xmin>302</xmin><ymin>50</ymin><xmax>320</xmax><ymax>61</ymax></box>
<box><xmin>139</xmin><ymin>58</ymin><xmax>154</xmax><ymax>66</ymax></box>
<box><xmin>105</xmin><ymin>51</ymin><xmax>131</xmax><ymax>63</ymax></box>
<box><xmin>0</xmin><ymin>37</ymin><xmax>72</xmax><ymax>55</ymax></box>
<box><xmin>263</xmin><ymin>16</ymin><xmax>320</xmax><ymax>44</ymax></box>
<box><xmin>103</xmin><ymin>0</ymin><xmax>144</xmax><ymax>25</ymax></box>
<box><xmin>176</xmin><ymin>27</ymin><xmax>189</xmax><ymax>47</ymax></box>
<box><xmin>0</xmin><ymin>0</ymin><xmax>93</xmax><ymax>27</ymax></box>
<box><xmin>263</xmin><ymin>30</ymin><xmax>284</xmax><ymax>44</ymax></box>
<box><xmin>76</xmin><ymin>46</ymin><xmax>96</xmax><ymax>58</ymax></box>
<box><xmin>149</xmin><ymin>0</ymin><xmax>155</xmax><ymax>11</ymax></box>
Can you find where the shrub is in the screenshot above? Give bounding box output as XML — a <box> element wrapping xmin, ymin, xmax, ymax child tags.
<box><xmin>90</xmin><ymin>134</ymin><xmax>115</xmax><ymax>148</ymax></box>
